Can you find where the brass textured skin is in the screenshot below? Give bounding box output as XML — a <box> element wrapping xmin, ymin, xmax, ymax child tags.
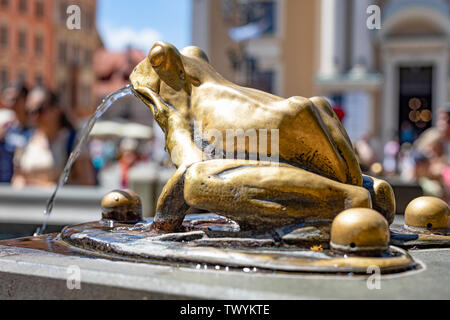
<box><xmin>101</xmin><ymin>189</ymin><xmax>142</xmax><ymax>223</ymax></box>
<box><xmin>330</xmin><ymin>208</ymin><xmax>389</xmax><ymax>252</ymax></box>
<box><xmin>129</xmin><ymin>42</ymin><xmax>395</xmax><ymax>232</ymax></box>
<box><xmin>405</xmin><ymin>196</ymin><xmax>449</xmax><ymax>229</ymax></box>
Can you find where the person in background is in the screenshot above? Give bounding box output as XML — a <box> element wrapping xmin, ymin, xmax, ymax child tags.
<box><xmin>118</xmin><ymin>137</ymin><xmax>139</xmax><ymax>188</ymax></box>
<box><xmin>400</xmin><ymin>121</ymin><xmax>416</xmax><ymax>144</ymax></box>
<box><xmin>413</xmin><ymin>151</ymin><xmax>444</xmax><ymax>199</ymax></box>
<box><xmin>436</xmin><ymin>108</ymin><xmax>450</xmax><ymax>159</ymax></box>
<box><xmin>398</xmin><ymin>142</ymin><xmax>415</xmax><ymax>182</ymax></box>
<box><xmin>355</xmin><ymin>134</ymin><xmax>376</xmax><ymax>172</ymax></box>
<box><xmin>383</xmin><ymin>134</ymin><xmax>400</xmax><ymax>176</ymax></box>
<box><xmin>12</xmin><ymin>87</ymin><xmax>95</xmax><ymax>187</ymax></box>
<box><xmin>414</xmin><ymin>107</ymin><xmax>449</xmax><ymax>202</ymax></box>
<box><xmin>0</xmin><ymin>82</ymin><xmax>32</xmax><ymax>183</ymax></box>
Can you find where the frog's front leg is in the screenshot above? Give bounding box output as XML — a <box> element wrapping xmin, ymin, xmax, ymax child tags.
<box><xmin>150</xmin><ymin>101</ymin><xmax>205</xmax><ymax>233</ymax></box>
<box><xmin>152</xmin><ymin>165</ymin><xmax>191</xmax><ymax>232</ymax></box>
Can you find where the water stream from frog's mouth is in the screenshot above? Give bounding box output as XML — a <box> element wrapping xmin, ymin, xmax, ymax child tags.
<box><xmin>34</xmin><ymin>84</ymin><xmax>133</xmax><ymax>236</ymax></box>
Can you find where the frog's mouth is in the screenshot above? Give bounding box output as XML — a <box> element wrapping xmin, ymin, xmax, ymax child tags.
<box><xmin>132</xmin><ymin>86</ymin><xmax>155</xmax><ymax>108</ymax></box>
<box><xmin>131</xmin><ymin>85</ymin><xmax>177</xmax><ymax>119</ymax></box>
<box><xmin>131</xmin><ymin>86</ymin><xmax>161</xmax><ymax>115</ymax></box>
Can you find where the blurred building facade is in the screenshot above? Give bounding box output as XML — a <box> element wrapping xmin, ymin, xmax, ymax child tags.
<box><xmin>317</xmin><ymin>0</ymin><xmax>450</xmax><ymax>152</ymax></box>
<box><xmin>192</xmin><ymin>0</ymin><xmax>450</xmax><ymax>153</ymax></box>
<box><xmin>0</xmin><ymin>0</ymin><xmax>101</xmax><ymax>117</ymax></box>
<box><xmin>93</xmin><ymin>47</ymin><xmax>154</xmax><ymax>126</ymax></box>
<box><xmin>192</xmin><ymin>0</ymin><xmax>320</xmax><ymax>98</ymax></box>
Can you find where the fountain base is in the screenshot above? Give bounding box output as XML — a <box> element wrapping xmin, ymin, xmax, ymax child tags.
<box><xmin>15</xmin><ymin>214</ymin><xmax>417</xmax><ymax>274</ymax></box>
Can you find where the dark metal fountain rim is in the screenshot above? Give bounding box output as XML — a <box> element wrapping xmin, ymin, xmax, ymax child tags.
<box><xmin>55</xmin><ymin>214</ymin><xmax>421</xmax><ymax>275</ymax></box>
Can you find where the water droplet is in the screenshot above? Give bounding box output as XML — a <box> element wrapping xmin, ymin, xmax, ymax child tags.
<box><xmin>243</xmin><ymin>267</ymin><xmax>250</xmax><ymax>273</ymax></box>
<box><xmin>196</xmin><ymin>264</ymin><xmax>201</xmax><ymax>270</ymax></box>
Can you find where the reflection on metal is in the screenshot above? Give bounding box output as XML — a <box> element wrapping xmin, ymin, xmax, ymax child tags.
<box><xmin>101</xmin><ymin>189</ymin><xmax>142</xmax><ymax>224</ymax></box>
<box><xmin>330</xmin><ymin>208</ymin><xmax>389</xmax><ymax>256</ymax></box>
<box><xmin>405</xmin><ymin>196</ymin><xmax>449</xmax><ymax>231</ymax></box>
<box><xmin>54</xmin><ymin>214</ymin><xmax>416</xmax><ymax>274</ymax></box>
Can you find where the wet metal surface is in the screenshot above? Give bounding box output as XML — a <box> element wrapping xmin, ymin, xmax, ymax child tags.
<box><xmin>0</xmin><ymin>214</ymin><xmax>419</xmax><ymax>275</ymax></box>
<box><xmin>390</xmin><ymin>223</ymin><xmax>450</xmax><ymax>248</ymax></box>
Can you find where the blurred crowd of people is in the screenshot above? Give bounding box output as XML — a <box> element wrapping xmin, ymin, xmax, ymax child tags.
<box><xmin>0</xmin><ymin>82</ymin><xmax>95</xmax><ymax>187</ymax></box>
<box><xmin>356</xmin><ymin>109</ymin><xmax>450</xmax><ymax>203</ymax></box>
<box><xmin>0</xmin><ymin>81</ymin><xmax>158</xmax><ymax>189</ymax></box>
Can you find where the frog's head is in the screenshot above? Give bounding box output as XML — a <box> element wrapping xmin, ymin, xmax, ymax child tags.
<box><xmin>130</xmin><ymin>41</ymin><xmax>212</xmax><ymax>117</ymax></box>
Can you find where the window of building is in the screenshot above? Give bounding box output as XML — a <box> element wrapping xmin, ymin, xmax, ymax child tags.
<box><xmin>59</xmin><ymin>82</ymin><xmax>67</xmax><ymax>105</ymax></box>
<box><xmin>1</xmin><ymin>0</ymin><xmax>9</xmax><ymax>9</ymax></box>
<box><xmin>35</xmin><ymin>74</ymin><xmax>43</xmax><ymax>86</ymax></box>
<box><xmin>0</xmin><ymin>68</ymin><xmax>8</xmax><ymax>89</ymax></box>
<box><xmin>238</xmin><ymin>0</ymin><xmax>276</xmax><ymax>36</ymax></box>
<box><xmin>17</xmin><ymin>71</ymin><xmax>25</xmax><ymax>84</ymax></box>
<box><xmin>247</xmin><ymin>58</ymin><xmax>274</xmax><ymax>94</ymax></box>
<box><xmin>72</xmin><ymin>45</ymin><xmax>80</xmax><ymax>64</ymax></box>
<box><xmin>84</xmin><ymin>49</ymin><xmax>92</xmax><ymax>66</ymax></box>
<box><xmin>85</xmin><ymin>10</ymin><xmax>92</xmax><ymax>30</ymax></box>
<box><xmin>221</xmin><ymin>0</ymin><xmax>234</xmax><ymax>21</ymax></box>
<box><xmin>399</xmin><ymin>66</ymin><xmax>434</xmax><ymax>140</ymax></box>
<box><xmin>18</xmin><ymin>30</ymin><xmax>26</xmax><ymax>52</ymax></box>
<box><xmin>60</xmin><ymin>2</ymin><xmax>67</xmax><ymax>24</ymax></box>
<box><xmin>58</xmin><ymin>41</ymin><xmax>67</xmax><ymax>64</ymax></box>
<box><xmin>36</xmin><ymin>0</ymin><xmax>44</xmax><ymax>18</ymax></box>
<box><xmin>18</xmin><ymin>0</ymin><xmax>27</xmax><ymax>13</ymax></box>
<box><xmin>35</xmin><ymin>34</ymin><xmax>43</xmax><ymax>55</ymax></box>
<box><xmin>0</xmin><ymin>25</ymin><xmax>8</xmax><ymax>48</ymax></box>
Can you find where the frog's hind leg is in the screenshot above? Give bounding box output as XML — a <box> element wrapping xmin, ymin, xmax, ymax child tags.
<box><xmin>184</xmin><ymin>159</ymin><xmax>372</xmax><ymax>230</ymax></box>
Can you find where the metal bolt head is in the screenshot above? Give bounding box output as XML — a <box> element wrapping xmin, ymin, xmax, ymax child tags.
<box><xmin>101</xmin><ymin>189</ymin><xmax>142</xmax><ymax>224</ymax></box>
<box><xmin>405</xmin><ymin>196</ymin><xmax>449</xmax><ymax>230</ymax></box>
<box><xmin>330</xmin><ymin>208</ymin><xmax>389</xmax><ymax>255</ymax></box>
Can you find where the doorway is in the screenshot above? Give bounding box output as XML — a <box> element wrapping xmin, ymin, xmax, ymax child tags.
<box><xmin>398</xmin><ymin>66</ymin><xmax>433</xmax><ymax>143</ymax></box>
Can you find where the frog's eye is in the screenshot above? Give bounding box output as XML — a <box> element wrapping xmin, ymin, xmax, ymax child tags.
<box><xmin>149</xmin><ymin>45</ymin><xmax>166</xmax><ymax>67</ymax></box>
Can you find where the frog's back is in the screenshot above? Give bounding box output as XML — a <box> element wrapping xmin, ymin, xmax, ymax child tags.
<box><xmin>192</xmin><ymin>86</ymin><xmax>362</xmax><ymax>186</ymax></box>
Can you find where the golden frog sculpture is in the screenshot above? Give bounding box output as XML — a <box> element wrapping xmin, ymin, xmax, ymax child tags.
<box><xmin>130</xmin><ymin>42</ymin><xmax>395</xmax><ymax>233</ymax></box>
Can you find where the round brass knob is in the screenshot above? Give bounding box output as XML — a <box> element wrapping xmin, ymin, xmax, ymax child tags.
<box><xmin>101</xmin><ymin>189</ymin><xmax>142</xmax><ymax>224</ymax></box>
<box><xmin>405</xmin><ymin>196</ymin><xmax>449</xmax><ymax>231</ymax></box>
<box><xmin>330</xmin><ymin>208</ymin><xmax>389</xmax><ymax>255</ymax></box>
